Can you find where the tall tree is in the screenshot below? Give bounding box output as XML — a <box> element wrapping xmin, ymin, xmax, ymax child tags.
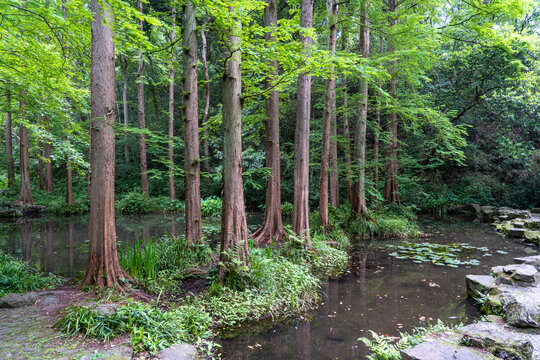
<box><xmin>319</xmin><ymin>0</ymin><xmax>339</xmax><ymax>229</ymax></box>
<box><xmin>4</xmin><ymin>89</ymin><xmax>14</xmax><ymax>189</ymax></box>
<box><xmin>293</xmin><ymin>0</ymin><xmax>314</xmax><ymax>247</ymax></box>
<box><xmin>183</xmin><ymin>0</ymin><xmax>203</xmax><ymax>243</ymax></box>
<box><xmin>201</xmin><ymin>20</ymin><xmax>211</xmax><ymax>176</ymax></box>
<box><xmin>18</xmin><ymin>96</ymin><xmax>33</xmax><ymax>205</ymax></box>
<box><xmin>383</xmin><ymin>0</ymin><xmax>400</xmax><ymax>205</ymax></box>
<box><xmin>351</xmin><ymin>0</ymin><xmax>370</xmax><ymax>217</ymax></box>
<box><xmin>83</xmin><ymin>0</ymin><xmax>129</xmax><ymax>287</ymax></box>
<box><xmin>372</xmin><ymin>37</ymin><xmax>384</xmax><ymax>198</ymax></box>
<box><xmin>252</xmin><ymin>0</ymin><xmax>286</xmax><ymax>244</ymax></box>
<box><xmin>137</xmin><ymin>0</ymin><xmax>149</xmax><ymax>197</ymax></box>
<box><xmin>168</xmin><ymin>7</ymin><xmax>176</xmax><ymax>201</ymax></box>
<box><xmin>120</xmin><ymin>55</ymin><xmax>129</xmax><ymax>164</ymax></box>
<box><xmin>218</xmin><ymin>6</ymin><xmax>249</xmax><ymax>280</ymax></box>
<box><xmin>43</xmin><ymin>117</ymin><xmax>53</xmax><ymax>192</ymax></box>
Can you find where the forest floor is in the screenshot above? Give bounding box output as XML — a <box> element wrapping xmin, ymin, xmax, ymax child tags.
<box><xmin>0</xmin><ymin>288</ymin><xmax>133</xmax><ymax>360</ymax></box>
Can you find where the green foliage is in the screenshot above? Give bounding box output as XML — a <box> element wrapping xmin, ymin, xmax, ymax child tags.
<box><xmin>281</xmin><ymin>202</ymin><xmax>294</xmax><ymax>217</ymax></box>
<box><xmin>200</xmin><ymin>196</ymin><xmax>222</xmax><ymax>218</ymax></box>
<box><xmin>116</xmin><ymin>192</ymin><xmax>158</xmax><ymax>214</ymax></box>
<box><xmin>119</xmin><ymin>239</ymin><xmax>158</xmax><ymax>280</ymax></box>
<box><xmin>386</xmin><ymin>242</ymin><xmax>485</xmax><ymax>267</ymax></box>
<box><xmin>0</xmin><ymin>251</ymin><xmax>60</xmax><ymax>297</ymax></box>
<box><xmin>359</xmin><ymin>320</ymin><xmax>456</xmax><ymax>360</ymax></box>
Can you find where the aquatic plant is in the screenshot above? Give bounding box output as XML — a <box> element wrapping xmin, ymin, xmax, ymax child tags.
<box><xmin>386</xmin><ymin>242</ymin><xmax>486</xmax><ymax>267</ymax></box>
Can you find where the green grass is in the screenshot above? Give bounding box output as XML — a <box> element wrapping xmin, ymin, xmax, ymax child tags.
<box><xmin>0</xmin><ymin>251</ymin><xmax>60</xmax><ymax>297</ymax></box>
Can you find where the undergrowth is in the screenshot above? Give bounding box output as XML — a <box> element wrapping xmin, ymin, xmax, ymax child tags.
<box><xmin>0</xmin><ymin>251</ymin><xmax>60</xmax><ymax>297</ymax></box>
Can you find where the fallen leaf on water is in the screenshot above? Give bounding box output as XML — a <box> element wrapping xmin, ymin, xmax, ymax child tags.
<box><xmin>428</xmin><ymin>282</ymin><xmax>440</xmax><ymax>287</ymax></box>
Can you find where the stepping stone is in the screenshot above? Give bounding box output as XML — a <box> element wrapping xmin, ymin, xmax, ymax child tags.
<box><xmin>506</xmin><ymin>227</ymin><xmax>526</xmax><ymax>237</ymax></box>
<box><xmin>466</xmin><ymin>275</ymin><xmax>497</xmax><ymax>298</ymax></box>
<box><xmin>492</xmin><ymin>264</ymin><xmax>540</xmax><ymax>285</ymax></box>
<box><xmin>501</xmin><ymin>287</ymin><xmax>540</xmax><ymax>328</ymax></box>
<box><xmin>526</xmin><ymin>220</ymin><xmax>540</xmax><ymax>230</ymax></box>
<box><xmin>515</xmin><ymin>256</ymin><xmax>540</xmax><ymax>269</ymax></box>
<box><xmin>154</xmin><ymin>343</ymin><xmax>198</xmax><ymax>360</ymax></box>
<box><xmin>457</xmin><ymin>321</ymin><xmax>540</xmax><ymax>360</ymax></box>
<box><xmin>515</xmin><ymin>222</ymin><xmax>526</xmax><ymax>229</ymax></box>
<box><xmin>401</xmin><ymin>339</ymin><xmax>498</xmax><ymax>360</ymax></box>
<box><xmin>532</xmin><ymin>208</ymin><xmax>540</xmax><ymax>215</ymax></box>
<box><xmin>79</xmin><ymin>342</ymin><xmax>133</xmax><ymax>360</ymax></box>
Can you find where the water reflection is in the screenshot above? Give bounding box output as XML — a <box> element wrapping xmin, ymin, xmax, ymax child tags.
<box><xmin>220</xmin><ymin>220</ymin><xmax>540</xmax><ymax>360</ymax></box>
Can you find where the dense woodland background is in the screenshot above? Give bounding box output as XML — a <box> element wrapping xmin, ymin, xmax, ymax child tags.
<box><xmin>1</xmin><ymin>0</ymin><xmax>539</xmax><ymax>219</ymax></box>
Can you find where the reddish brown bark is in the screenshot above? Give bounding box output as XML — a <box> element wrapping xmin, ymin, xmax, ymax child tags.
<box><xmin>252</xmin><ymin>0</ymin><xmax>286</xmax><ymax>245</ymax></box>
<box><xmin>43</xmin><ymin>117</ymin><xmax>53</xmax><ymax>193</ymax></box>
<box><xmin>293</xmin><ymin>0</ymin><xmax>313</xmax><ymax>247</ymax></box>
<box><xmin>168</xmin><ymin>7</ymin><xmax>176</xmax><ymax>201</ymax></box>
<box><xmin>373</xmin><ymin>37</ymin><xmax>384</xmax><ymax>198</ymax></box>
<box><xmin>66</xmin><ymin>154</ymin><xmax>73</xmax><ymax>205</ymax></box>
<box><xmin>351</xmin><ymin>1</ymin><xmax>370</xmax><ymax>217</ymax></box>
<box><xmin>17</xmin><ymin>96</ymin><xmax>33</xmax><ymax>205</ymax></box>
<box><xmin>383</xmin><ymin>0</ymin><xmax>401</xmax><ymax>206</ymax></box>
<box><xmin>83</xmin><ymin>0</ymin><xmax>130</xmax><ymax>288</ymax></box>
<box><xmin>121</xmin><ymin>56</ymin><xmax>129</xmax><ymax>164</ymax></box>
<box><xmin>342</xmin><ymin>74</ymin><xmax>353</xmax><ymax>204</ymax></box>
<box><xmin>137</xmin><ymin>0</ymin><xmax>149</xmax><ymax>197</ymax></box>
<box><xmin>201</xmin><ymin>21</ymin><xmax>211</xmax><ymax>177</ymax></box>
<box><xmin>5</xmin><ymin>89</ymin><xmax>14</xmax><ymax>189</ymax></box>
<box><xmin>183</xmin><ymin>0</ymin><xmax>203</xmax><ymax>243</ymax></box>
<box><xmin>319</xmin><ymin>0</ymin><xmax>338</xmax><ymax>230</ymax></box>
<box><xmin>218</xmin><ymin>7</ymin><xmax>249</xmax><ymax>280</ymax></box>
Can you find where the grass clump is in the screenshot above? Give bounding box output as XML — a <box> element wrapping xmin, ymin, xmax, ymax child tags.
<box><xmin>0</xmin><ymin>251</ymin><xmax>60</xmax><ymax>297</ymax></box>
<box><xmin>359</xmin><ymin>319</ymin><xmax>456</xmax><ymax>360</ymax></box>
<box><xmin>200</xmin><ymin>196</ymin><xmax>222</xmax><ymax>218</ymax></box>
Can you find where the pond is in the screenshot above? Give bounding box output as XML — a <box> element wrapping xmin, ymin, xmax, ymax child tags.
<box><xmin>218</xmin><ymin>218</ymin><xmax>539</xmax><ymax>359</ymax></box>
<box><xmin>0</xmin><ymin>214</ymin><xmax>536</xmax><ymax>359</ymax></box>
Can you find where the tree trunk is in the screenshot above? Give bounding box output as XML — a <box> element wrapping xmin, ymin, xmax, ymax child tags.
<box><xmin>37</xmin><ymin>119</ymin><xmax>45</xmax><ymax>191</ymax></box>
<box><xmin>201</xmin><ymin>21</ymin><xmax>211</xmax><ymax>176</ymax></box>
<box><xmin>183</xmin><ymin>0</ymin><xmax>203</xmax><ymax>243</ymax></box>
<box><xmin>352</xmin><ymin>0</ymin><xmax>370</xmax><ymax>217</ymax></box>
<box><xmin>137</xmin><ymin>0</ymin><xmax>149</xmax><ymax>197</ymax></box>
<box><xmin>319</xmin><ymin>0</ymin><xmax>338</xmax><ymax>229</ymax></box>
<box><xmin>218</xmin><ymin>6</ymin><xmax>249</xmax><ymax>280</ymax></box>
<box><xmin>43</xmin><ymin>117</ymin><xmax>53</xmax><ymax>193</ymax></box>
<box><xmin>293</xmin><ymin>0</ymin><xmax>314</xmax><ymax>247</ymax></box>
<box><xmin>83</xmin><ymin>0</ymin><xmax>129</xmax><ymax>288</ymax></box>
<box><xmin>17</xmin><ymin>96</ymin><xmax>33</xmax><ymax>205</ymax></box>
<box><xmin>121</xmin><ymin>56</ymin><xmax>129</xmax><ymax>164</ymax></box>
<box><xmin>252</xmin><ymin>0</ymin><xmax>286</xmax><ymax>245</ymax></box>
<box><xmin>168</xmin><ymin>7</ymin><xmax>176</xmax><ymax>201</ymax></box>
<box><xmin>5</xmin><ymin>90</ymin><xmax>14</xmax><ymax>189</ymax></box>
<box><xmin>383</xmin><ymin>0</ymin><xmax>401</xmax><ymax>205</ymax></box>
<box><xmin>66</xmin><ymin>153</ymin><xmax>73</xmax><ymax>205</ymax></box>
<box><xmin>343</xmin><ymin>74</ymin><xmax>353</xmax><ymax>204</ymax></box>
<box><xmin>373</xmin><ymin>37</ymin><xmax>384</xmax><ymax>199</ymax></box>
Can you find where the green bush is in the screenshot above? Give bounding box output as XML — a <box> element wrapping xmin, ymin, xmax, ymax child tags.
<box><xmin>281</xmin><ymin>202</ymin><xmax>293</xmax><ymax>217</ymax></box>
<box><xmin>116</xmin><ymin>191</ymin><xmax>158</xmax><ymax>214</ymax></box>
<box><xmin>201</xmin><ymin>196</ymin><xmax>222</xmax><ymax>218</ymax></box>
<box><xmin>0</xmin><ymin>251</ymin><xmax>60</xmax><ymax>297</ymax></box>
<box><xmin>153</xmin><ymin>196</ymin><xmax>185</xmax><ymax>213</ymax></box>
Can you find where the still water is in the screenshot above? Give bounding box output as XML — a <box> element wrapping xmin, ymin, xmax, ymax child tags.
<box><xmin>0</xmin><ymin>215</ymin><xmax>536</xmax><ymax>359</ymax></box>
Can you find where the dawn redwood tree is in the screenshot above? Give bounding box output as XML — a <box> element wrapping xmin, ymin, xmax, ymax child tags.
<box><xmin>341</xmin><ymin>32</ymin><xmax>353</xmax><ymax>204</ymax></box>
<box><xmin>183</xmin><ymin>0</ymin><xmax>203</xmax><ymax>243</ymax></box>
<box><xmin>319</xmin><ymin>0</ymin><xmax>339</xmax><ymax>230</ymax></box>
<box><xmin>373</xmin><ymin>37</ymin><xmax>384</xmax><ymax>197</ymax></box>
<box><xmin>383</xmin><ymin>0</ymin><xmax>400</xmax><ymax>205</ymax></box>
<box><xmin>201</xmin><ymin>20</ymin><xmax>211</xmax><ymax>176</ymax></box>
<box><xmin>137</xmin><ymin>0</ymin><xmax>149</xmax><ymax>197</ymax></box>
<box><xmin>120</xmin><ymin>55</ymin><xmax>129</xmax><ymax>164</ymax></box>
<box><xmin>218</xmin><ymin>6</ymin><xmax>250</xmax><ymax>280</ymax></box>
<box><xmin>351</xmin><ymin>0</ymin><xmax>370</xmax><ymax>217</ymax></box>
<box><xmin>17</xmin><ymin>96</ymin><xmax>33</xmax><ymax>205</ymax></box>
<box><xmin>252</xmin><ymin>0</ymin><xmax>286</xmax><ymax>245</ymax></box>
<box><xmin>293</xmin><ymin>0</ymin><xmax>313</xmax><ymax>247</ymax></box>
<box><xmin>168</xmin><ymin>6</ymin><xmax>176</xmax><ymax>201</ymax></box>
<box><xmin>4</xmin><ymin>89</ymin><xmax>14</xmax><ymax>189</ymax></box>
<box><xmin>83</xmin><ymin>0</ymin><xmax>130</xmax><ymax>287</ymax></box>
<box><xmin>43</xmin><ymin>117</ymin><xmax>53</xmax><ymax>192</ymax></box>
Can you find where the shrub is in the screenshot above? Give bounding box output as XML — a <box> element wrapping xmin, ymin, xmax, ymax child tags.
<box><xmin>201</xmin><ymin>196</ymin><xmax>222</xmax><ymax>218</ymax></box>
<box><xmin>281</xmin><ymin>202</ymin><xmax>293</xmax><ymax>217</ymax></box>
<box><xmin>153</xmin><ymin>196</ymin><xmax>185</xmax><ymax>213</ymax></box>
<box><xmin>0</xmin><ymin>251</ymin><xmax>60</xmax><ymax>297</ymax></box>
<box><xmin>116</xmin><ymin>192</ymin><xmax>157</xmax><ymax>214</ymax></box>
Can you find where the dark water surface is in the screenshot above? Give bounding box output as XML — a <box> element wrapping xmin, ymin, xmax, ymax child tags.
<box><xmin>219</xmin><ymin>218</ymin><xmax>540</xmax><ymax>360</ymax></box>
<box><xmin>0</xmin><ymin>213</ymin><xmax>263</xmax><ymax>277</ymax></box>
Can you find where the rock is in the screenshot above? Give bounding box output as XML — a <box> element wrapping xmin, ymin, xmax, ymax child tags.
<box><xmin>154</xmin><ymin>343</ymin><xmax>198</xmax><ymax>360</ymax></box>
<box><xmin>466</xmin><ymin>275</ymin><xmax>497</xmax><ymax>298</ymax></box>
<box><xmin>492</xmin><ymin>264</ymin><xmax>540</xmax><ymax>286</ymax></box>
<box><xmin>502</xmin><ymin>288</ymin><xmax>540</xmax><ymax>328</ymax></box>
<box><xmin>515</xmin><ymin>256</ymin><xmax>540</xmax><ymax>269</ymax></box>
<box><xmin>457</xmin><ymin>321</ymin><xmax>540</xmax><ymax>360</ymax></box>
<box><xmin>0</xmin><ymin>292</ymin><xmax>38</xmax><ymax>308</ymax></box>
<box><xmin>526</xmin><ymin>220</ymin><xmax>540</xmax><ymax>230</ymax></box>
<box><xmin>93</xmin><ymin>303</ymin><xmax>121</xmax><ymax>316</ymax></box>
<box><xmin>525</xmin><ymin>231</ymin><xmax>540</xmax><ymax>243</ymax></box>
<box><xmin>506</xmin><ymin>227</ymin><xmax>526</xmax><ymax>238</ymax></box>
<box><xmin>515</xmin><ymin>221</ymin><xmax>526</xmax><ymax>229</ymax></box>
<box><xmin>532</xmin><ymin>207</ymin><xmax>540</xmax><ymax>214</ymax></box>
<box><xmin>78</xmin><ymin>343</ymin><xmax>133</xmax><ymax>360</ymax></box>
<box><xmin>0</xmin><ymin>208</ymin><xmax>22</xmax><ymax>218</ymax></box>
<box><xmin>400</xmin><ymin>339</ymin><xmax>497</xmax><ymax>360</ymax></box>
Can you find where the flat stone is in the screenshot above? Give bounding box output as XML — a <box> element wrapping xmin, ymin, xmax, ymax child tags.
<box><xmin>501</xmin><ymin>288</ymin><xmax>540</xmax><ymax>328</ymax></box>
<box><xmin>506</xmin><ymin>227</ymin><xmax>527</xmax><ymax>237</ymax></box>
<box><xmin>457</xmin><ymin>321</ymin><xmax>540</xmax><ymax>359</ymax></box>
<box><xmin>154</xmin><ymin>343</ymin><xmax>198</xmax><ymax>360</ymax></box>
<box><xmin>526</xmin><ymin>220</ymin><xmax>540</xmax><ymax>230</ymax></box>
<box><xmin>94</xmin><ymin>303</ymin><xmax>121</xmax><ymax>316</ymax></box>
<box><xmin>0</xmin><ymin>292</ymin><xmax>38</xmax><ymax>308</ymax></box>
<box><xmin>515</xmin><ymin>222</ymin><xmax>526</xmax><ymax>228</ymax></box>
<box><xmin>525</xmin><ymin>231</ymin><xmax>540</xmax><ymax>243</ymax></box>
<box><xmin>401</xmin><ymin>339</ymin><xmax>497</xmax><ymax>360</ymax></box>
<box><xmin>515</xmin><ymin>256</ymin><xmax>540</xmax><ymax>269</ymax></box>
<box><xmin>492</xmin><ymin>264</ymin><xmax>539</xmax><ymax>286</ymax></box>
<box><xmin>466</xmin><ymin>275</ymin><xmax>497</xmax><ymax>298</ymax></box>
